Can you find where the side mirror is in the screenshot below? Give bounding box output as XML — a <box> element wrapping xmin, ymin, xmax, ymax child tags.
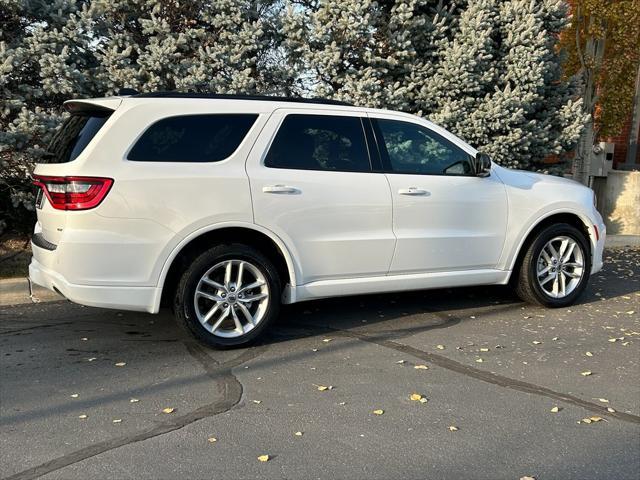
<box><xmin>474</xmin><ymin>152</ymin><xmax>492</xmax><ymax>177</ymax></box>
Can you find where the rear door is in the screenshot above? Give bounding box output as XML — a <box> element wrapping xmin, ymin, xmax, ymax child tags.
<box><xmin>33</xmin><ymin>108</ymin><xmax>113</xmax><ymax>245</ymax></box>
<box><xmin>246</xmin><ymin>109</ymin><xmax>395</xmax><ymax>284</ymax></box>
<box><xmin>369</xmin><ymin>114</ymin><xmax>508</xmax><ymax>274</ymax></box>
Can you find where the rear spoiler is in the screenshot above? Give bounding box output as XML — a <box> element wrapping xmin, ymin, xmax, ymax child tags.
<box><xmin>63</xmin><ymin>97</ymin><xmax>123</xmax><ymax>114</ymax></box>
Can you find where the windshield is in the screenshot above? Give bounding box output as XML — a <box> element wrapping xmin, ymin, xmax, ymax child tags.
<box><xmin>42</xmin><ymin>112</ymin><xmax>111</xmax><ymax>164</ymax></box>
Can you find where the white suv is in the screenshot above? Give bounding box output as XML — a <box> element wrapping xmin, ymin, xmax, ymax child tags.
<box><xmin>30</xmin><ymin>93</ymin><xmax>606</xmax><ymax>348</ymax></box>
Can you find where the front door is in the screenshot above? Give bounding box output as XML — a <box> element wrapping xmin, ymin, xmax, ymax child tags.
<box><xmin>247</xmin><ymin>110</ymin><xmax>396</xmax><ymax>284</ymax></box>
<box><xmin>369</xmin><ymin>114</ymin><xmax>508</xmax><ymax>274</ymax></box>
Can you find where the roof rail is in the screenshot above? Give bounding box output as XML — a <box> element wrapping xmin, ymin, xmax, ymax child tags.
<box><xmin>131</xmin><ymin>91</ymin><xmax>354</xmax><ymax>106</ymax></box>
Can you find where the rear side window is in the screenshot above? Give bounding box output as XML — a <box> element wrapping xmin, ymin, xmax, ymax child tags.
<box><xmin>43</xmin><ymin>112</ymin><xmax>111</xmax><ymax>164</ymax></box>
<box><xmin>264</xmin><ymin>114</ymin><xmax>371</xmax><ymax>172</ymax></box>
<box><xmin>128</xmin><ymin>114</ymin><xmax>258</xmax><ymax>162</ymax></box>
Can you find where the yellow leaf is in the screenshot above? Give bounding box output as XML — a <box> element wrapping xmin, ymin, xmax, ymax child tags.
<box><xmin>373</xmin><ymin>409</ymin><xmax>384</xmax><ymax>415</ymax></box>
<box><xmin>475</xmin><ymin>358</ymin><xmax>484</xmax><ymax>363</ymax></box>
<box><xmin>590</xmin><ymin>416</ymin><xmax>603</xmax><ymax>422</ymax></box>
<box><xmin>448</xmin><ymin>426</ymin><xmax>458</xmax><ymax>431</ymax></box>
<box><xmin>112</xmin><ymin>419</ymin><xmax>122</xmax><ymax>423</ymax></box>
<box><xmin>581</xmin><ymin>418</ymin><xmax>592</xmax><ymax>424</ymax></box>
<box><xmin>581</xmin><ymin>371</ymin><xmax>592</xmax><ymax>376</ymax></box>
<box><xmin>532</xmin><ymin>341</ymin><xmax>541</xmax><ymax>345</ymax></box>
<box><xmin>78</xmin><ymin>414</ymin><xmax>88</xmax><ymax>419</ymax></box>
<box><xmin>598</xmin><ymin>398</ymin><xmax>609</xmax><ymax>403</ymax></box>
<box><xmin>550</xmin><ymin>406</ymin><xmax>560</xmax><ymax>413</ymax></box>
<box><xmin>410</xmin><ymin>393</ymin><xmax>423</xmax><ymax>401</ymax></box>
<box><xmin>294</xmin><ymin>431</ymin><xmax>303</xmax><ymax>436</ymax></box>
<box><xmin>258</xmin><ymin>455</ymin><xmax>270</xmax><ymax>462</ymax></box>
<box><xmin>162</xmin><ymin>407</ymin><xmax>175</xmax><ymax>414</ymax></box>
<box><xmin>322</xmin><ymin>338</ymin><xmax>332</xmax><ymax>343</ymax></box>
<box><xmin>608</xmin><ymin>338</ymin><xmax>617</xmax><ymax>343</ymax></box>
<box><xmin>436</xmin><ymin>345</ymin><xmax>445</xmax><ymax>350</ymax></box>
<box><xmin>414</xmin><ymin>365</ymin><xmax>429</xmax><ymax>370</ymax></box>
<box><xmin>480</xmin><ymin>348</ymin><xmax>489</xmax><ymax>352</ymax></box>
<box><xmin>253</xmin><ymin>400</ymin><xmax>262</xmax><ymax>404</ymax></box>
<box><xmin>419</xmin><ymin>397</ymin><xmax>428</xmax><ymax>404</ymax></box>
<box><xmin>316</xmin><ymin>385</ymin><xmax>333</xmax><ymax>391</ymax></box>
<box><xmin>207</xmin><ymin>437</ymin><xmax>217</xmax><ymax>443</ymax></box>
<box><xmin>520</xmin><ymin>477</ymin><xmax>536</xmax><ymax>480</ymax></box>
<box><xmin>114</xmin><ymin>362</ymin><xmax>126</xmax><ymax>367</ymax></box>
<box><xmin>70</xmin><ymin>393</ymin><xmax>79</xmax><ymax>398</ymax></box>
<box><xmin>130</xmin><ymin>398</ymin><xmax>139</xmax><ymax>403</ymax></box>
<box><xmin>585</xmin><ymin>352</ymin><xmax>593</xmax><ymax>357</ymax></box>
<box><xmin>607</xmin><ymin>407</ymin><xmax>616</xmax><ymax>413</ymax></box>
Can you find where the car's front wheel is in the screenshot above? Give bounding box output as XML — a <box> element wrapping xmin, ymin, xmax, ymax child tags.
<box><xmin>514</xmin><ymin>223</ymin><xmax>591</xmax><ymax>307</ymax></box>
<box><xmin>174</xmin><ymin>244</ymin><xmax>281</xmax><ymax>348</ymax></box>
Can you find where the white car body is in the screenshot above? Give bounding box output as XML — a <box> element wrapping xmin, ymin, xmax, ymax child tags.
<box><xmin>30</xmin><ymin>95</ymin><xmax>606</xmax><ymax>313</ymax></box>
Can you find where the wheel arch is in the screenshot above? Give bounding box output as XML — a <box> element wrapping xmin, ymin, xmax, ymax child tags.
<box><xmin>156</xmin><ymin>223</ymin><xmax>298</xmax><ymax>311</ymax></box>
<box><xmin>507</xmin><ymin>210</ymin><xmax>594</xmax><ymax>282</ymax></box>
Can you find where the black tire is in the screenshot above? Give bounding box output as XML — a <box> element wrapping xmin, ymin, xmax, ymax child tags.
<box><xmin>174</xmin><ymin>243</ymin><xmax>281</xmax><ymax>349</ymax></box>
<box><xmin>514</xmin><ymin>223</ymin><xmax>591</xmax><ymax>308</ymax></box>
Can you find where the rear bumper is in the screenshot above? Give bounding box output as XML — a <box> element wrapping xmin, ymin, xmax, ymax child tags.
<box><xmin>29</xmin><ymin>254</ymin><xmax>160</xmax><ymax>313</ymax></box>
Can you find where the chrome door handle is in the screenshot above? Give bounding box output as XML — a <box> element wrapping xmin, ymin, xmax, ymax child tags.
<box><xmin>263</xmin><ymin>185</ymin><xmax>300</xmax><ymax>194</ymax></box>
<box><xmin>398</xmin><ymin>187</ymin><xmax>429</xmax><ymax>196</ymax></box>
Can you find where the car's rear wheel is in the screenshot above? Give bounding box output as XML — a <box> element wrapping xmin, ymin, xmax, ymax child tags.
<box><xmin>514</xmin><ymin>223</ymin><xmax>591</xmax><ymax>307</ymax></box>
<box><xmin>174</xmin><ymin>244</ymin><xmax>281</xmax><ymax>348</ymax></box>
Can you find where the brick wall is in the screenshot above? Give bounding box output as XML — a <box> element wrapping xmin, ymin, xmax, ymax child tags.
<box><xmin>602</xmin><ymin>114</ymin><xmax>640</xmax><ymax>167</ymax></box>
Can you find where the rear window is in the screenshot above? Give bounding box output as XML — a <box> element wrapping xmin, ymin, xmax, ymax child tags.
<box><xmin>43</xmin><ymin>112</ymin><xmax>111</xmax><ymax>164</ymax></box>
<box><xmin>127</xmin><ymin>114</ymin><xmax>258</xmax><ymax>162</ymax></box>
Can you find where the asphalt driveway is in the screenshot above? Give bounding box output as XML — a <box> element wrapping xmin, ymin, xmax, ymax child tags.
<box><xmin>1</xmin><ymin>248</ymin><xmax>639</xmax><ymax>480</ymax></box>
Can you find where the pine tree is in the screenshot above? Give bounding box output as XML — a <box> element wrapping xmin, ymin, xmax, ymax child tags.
<box><xmin>289</xmin><ymin>0</ymin><xmax>587</xmax><ymax>171</ymax></box>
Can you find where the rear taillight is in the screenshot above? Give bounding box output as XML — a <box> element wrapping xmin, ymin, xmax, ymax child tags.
<box><xmin>32</xmin><ymin>175</ymin><xmax>113</xmax><ymax>211</ymax></box>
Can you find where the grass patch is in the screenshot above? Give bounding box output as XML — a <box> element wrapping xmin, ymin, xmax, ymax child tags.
<box><xmin>0</xmin><ymin>235</ymin><xmax>31</xmax><ymax>279</ymax></box>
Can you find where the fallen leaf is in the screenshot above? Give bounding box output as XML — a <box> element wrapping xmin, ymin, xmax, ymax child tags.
<box><xmin>78</xmin><ymin>414</ymin><xmax>88</xmax><ymax>419</ymax></box>
<box><xmin>396</xmin><ymin>360</ymin><xmax>406</xmax><ymax>364</ymax></box>
<box><xmin>414</xmin><ymin>364</ymin><xmax>429</xmax><ymax>370</ymax></box>
<box><xmin>316</xmin><ymin>385</ymin><xmax>333</xmax><ymax>391</ymax></box>
<box><xmin>373</xmin><ymin>409</ymin><xmax>384</xmax><ymax>415</ymax></box>
<box><xmin>338</xmin><ymin>402</ymin><xmax>346</xmax><ymax>406</ymax></box>
<box><xmin>410</xmin><ymin>393</ymin><xmax>423</xmax><ymax>401</ymax></box>
<box><xmin>581</xmin><ymin>418</ymin><xmax>592</xmax><ymax>424</ymax></box>
<box><xmin>130</xmin><ymin>398</ymin><xmax>139</xmax><ymax>403</ymax></box>
<box><xmin>419</xmin><ymin>397</ymin><xmax>428</xmax><ymax>404</ymax></box>
<box><xmin>581</xmin><ymin>371</ymin><xmax>592</xmax><ymax>376</ymax></box>
<box><xmin>258</xmin><ymin>455</ymin><xmax>270</xmax><ymax>462</ymax></box>
<box><xmin>590</xmin><ymin>416</ymin><xmax>603</xmax><ymax>422</ymax></box>
<box><xmin>114</xmin><ymin>362</ymin><xmax>126</xmax><ymax>367</ymax></box>
<box><xmin>597</xmin><ymin>398</ymin><xmax>609</xmax><ymax>403</ymax></box>
<box><xmin>322</xmin><ymin>338</ymin><xmax>332</xmax><ymax>343</ymax></box>
<box><xmin>252</xmin><ymin>400</ymin><xmax>262</xmax><ymax>404</ymax></box>
<box><xmin>607</xmin><ymin>407</ymin><xmax>616</xmax><ymax>413</ymax></box>
<box><xmin>475</xmin><ymin>358</ymin><xmax>483</xmax><ymax>363</ymax></box>
<box><xmin>312</xmin><ymin>348</ymin><xmax>318</xmax><ymax>352</ymax></box>
<box><xmin>585</xmin><ymin>351</ymin><xmax>593</xmax><ymax>357</ymax></box>
<box><xmin>70</xmin><ymin>393</ymin><xmax>79</xmax><ymax>398</ymax></box>
<box><xmin>532</xmin><ymin>341</ymin><xmax>541</xmax><ymax>345</ymax></box>
<box><xmin>436</xmin><ymin>345</ymin><xmax>445</xmax><ymax>350</ymax></box>
<box><xmin>81</xmin><ymin>337</ymin><xmax>88</xmax><ymax>341</ymax></box>
<box><xmin>480</xmin><ymin>348</ymin><xmax>489</xmax><ymax>352</ymax></box>
<box><xmin>162</xmin><ymin>407</ymin><xmax>175</xmax><ymax>414</ymax></box>
<box><xmin>627</xmin><ymin>311</ymin><xmax>635</xmax><ymax>315</ymax></box>
<box><xmin>608</xmin><ymin>338</ymin><xmax>618</xmax><ymax>343</ymax></box>
<box><xmin>448</xmin><ymin>426</ymin><xmax>458</xmax><ymax>431</ymax></box>
<box><xmin>552</xmin><ymin>337</ymin><xmax>559</xmax><ymax>341</ymax></box>
<box><xmin>520</xmin><ymin>476</ymin><xmax>536</xmax><ymax>480</ymax></box>
<box><xmin>87</xmin><ymin>357</ymin><xmax>97</xmax><ymax>362</ymax></box>
<box><xmin>207</xmin><ymin>437</ymin><xmax>217</xmax><ymax>443</ymax></box>
<box><xmin>112</xmin><ymin>419</ymin><xmax>122</xmax><ymax>423</ymax></box>
<box><xmin>294</xmin><ymin>431</ymin><xmax>303</xmax><ymax>436</ymax></box>
<box><xmin>550</xmin><ymin>406</ymin><xmax>560</xmax><ymax>413</ymax></box>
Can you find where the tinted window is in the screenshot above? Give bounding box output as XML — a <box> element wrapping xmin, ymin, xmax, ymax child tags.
<box><xmin>375</xmin><ymin>119</ymin><xmax>473</xmax><ymax>175</ymax></box>
<box><xmin>128</xmin><ymin>114</ymin><xmax>257</xmax><ymax>162</ymax></box>
<box><xmin>43</xmin><ymin>112</ymin><xmax>111</xmax><ymax>164</ymax></box>
<box><xmin>264</xmin><ymin>114</ymin><xmax>370</xmax><ymax>172</ymax></box>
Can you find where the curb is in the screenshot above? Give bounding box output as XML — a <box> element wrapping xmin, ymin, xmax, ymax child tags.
<box><xmin>0</xmin><ymin>277</ymin><xmax>62</xmax><ymax>306</ymax></box>
<box><xmin>605</xmin><ymin>235</ymin><xmax>640</xmax><ymax>248</ymax></box>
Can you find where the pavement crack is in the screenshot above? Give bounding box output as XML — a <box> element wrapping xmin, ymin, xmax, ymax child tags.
<box><xmin>329</xmin><ymin>327</ymin><xmax>640</xmax><ymax>425</ymax></box>
<box><xmin>3</xmin><ymin>342</ymin><xmax>267</xmax><ymax>480</ymax></box>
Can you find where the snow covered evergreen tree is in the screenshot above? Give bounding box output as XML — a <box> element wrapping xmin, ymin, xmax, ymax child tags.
<box><xmin>288</xmin><ymin>0</ymin><xmax>586</xmax><ymax>170</ymax></box>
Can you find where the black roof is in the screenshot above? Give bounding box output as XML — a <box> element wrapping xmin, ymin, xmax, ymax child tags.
<box><xmin>127</xmin><ymin>90</ymin><xmax>353</xmax><ymax>106</ymax></box>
